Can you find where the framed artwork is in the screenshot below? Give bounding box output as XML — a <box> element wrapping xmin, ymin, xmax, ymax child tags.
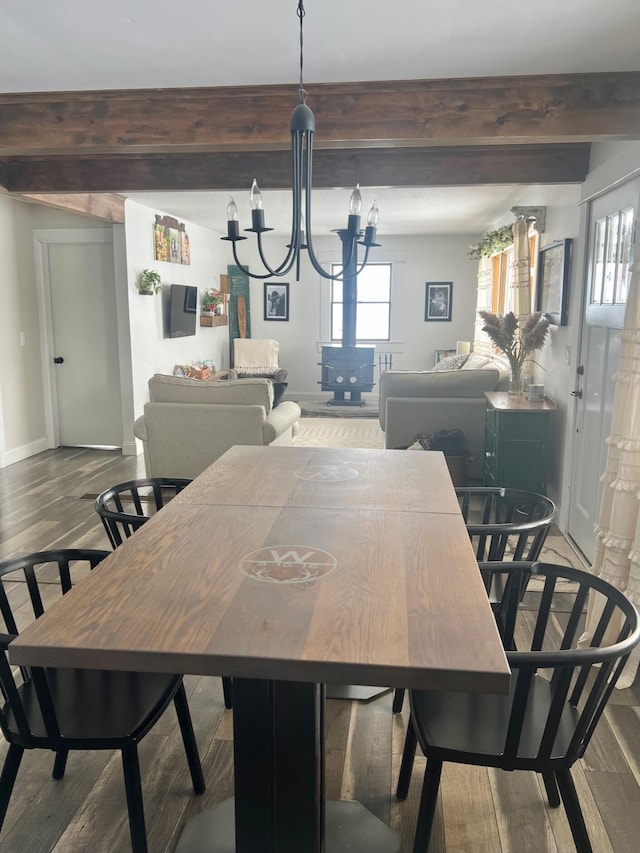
<box><xmin>168</xmin><ymin>228</ymin><xmax>181</xmax><ymax>264</ymax></box>
<box><xmin>264</xmin><ymin>282</ymin><xmax>289</xmax><ymax>321</ymax></box>
<box><xmin>434</xmin><ymin>348</ymin><xmax>456</xmax><ymax>366</ymax></box>
<box><xmin>154</xmin><ymin>222</ymin><xmax>169</xmax><ymax>262</ymax></box>
<box><xmin>425</xmin><ymin>282</ymin><xmax>453</xmax><ymax>321</ymax></box>
<box><xmin>180</xmin><ymin>231</ymin><xmax>191</xmax><ymax>265</ymax></box>
<box><xmin>536</xmin><ymin>239</ymin><xmax>571</xmax><ymax>326</ymax></box>
<box><xmin>154</xmin><ymin>215</ymin><xmax>191</xmax><ymax>265</ymax></box>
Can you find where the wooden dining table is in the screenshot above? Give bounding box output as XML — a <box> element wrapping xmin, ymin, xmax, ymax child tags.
<box><xmin>10</xmin><ymin>445</ymin><xmax>510</xmax><ymax>853</ymax></box>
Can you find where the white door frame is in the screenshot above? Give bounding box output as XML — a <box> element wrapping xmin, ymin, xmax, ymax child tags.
<box><xmin>565</xmin><ymin>177</ymin><xmax>639</xmax><ymax>558</ymax></box>
<box><xmin>33</xmin><ymin>228</ymin><xmax>115</xmax><ymax>448</ymax></box>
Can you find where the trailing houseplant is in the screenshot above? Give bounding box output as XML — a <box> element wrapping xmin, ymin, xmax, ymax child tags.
<box><xmin>468</xmin><ymin>225</ymin><xmax>514</xmax><ymax>260</ymax></box>
<box><xmin>136</xmin><ymin>268</ymin><xmax>162</xmax><ymax>295</ymax></box>
<box><xmin>478</xmin><ymin>310</ymin><xmax>550</xmax><ymax>394</ymax></box>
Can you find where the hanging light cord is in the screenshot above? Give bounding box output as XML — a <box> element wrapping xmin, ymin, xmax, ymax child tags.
<box><xmin>298</xmin><ymin>0</ymin><xmax>307</xmax><ymax>104</ymax></box>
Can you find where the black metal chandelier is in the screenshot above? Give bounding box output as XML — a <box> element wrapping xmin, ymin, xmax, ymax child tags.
<box><xmin>221</xmin><ymin>0</ymin><xmax>380</xmax><ymax>282</ymax></box>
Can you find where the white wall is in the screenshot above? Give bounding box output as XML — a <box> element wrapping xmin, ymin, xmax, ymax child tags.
<box><xmin>0</xmin><ymin>196</ymin><xmax>106</xmax><ymax>464</ymax></box>
<box><xmin>123</xmin><ymin>199</ymin><xmax>230</xmax><ymax>420</ymax></box>
<box><xmin>0</xmin><ymin>196</ymin><xmax>31</xmax><ymax>461</ymax></box>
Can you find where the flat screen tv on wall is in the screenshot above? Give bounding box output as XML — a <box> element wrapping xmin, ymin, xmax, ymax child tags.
<box><xmin>167</xmin><ymin>284</ymin><xmax>198</xmax><ymax>338</ymax></box>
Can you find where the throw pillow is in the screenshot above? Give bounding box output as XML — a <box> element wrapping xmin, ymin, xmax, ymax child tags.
<box><xmin>432</xmin><ymin>354</ymin><xmax>468</xmax><ymax>372</ymax></box>
<box><xmin>460</xmin><ymin>353</ymin><xmax>490</xmax><ymax>369</ymax></box>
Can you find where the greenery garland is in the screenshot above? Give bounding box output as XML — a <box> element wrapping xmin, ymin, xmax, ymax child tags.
<box><xmin>468</xmin><ymin>225</ymin><xmax>514</xmax><ymax>260</ymax></box>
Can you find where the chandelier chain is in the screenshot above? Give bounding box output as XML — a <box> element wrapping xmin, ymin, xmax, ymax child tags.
<box><xmin>297</xmin><ymin>0</ymin><xmax>307</xmax><ymax>103</ymax></box>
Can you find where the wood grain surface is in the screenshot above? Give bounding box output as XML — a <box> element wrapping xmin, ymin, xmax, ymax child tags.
<box><xmin>172</xmin><ymin>445</ymin><xmax>462</xmax><ymax>513</ymax></box>
<box><xmin>485</xmin><ymin>391</ymin><xmax>558</xmax><ymax>412</ymax></box>
<box><xmin>10</xmin><ymin>503</ymin><xmax>508</xmax><ymax>693</ymax></box>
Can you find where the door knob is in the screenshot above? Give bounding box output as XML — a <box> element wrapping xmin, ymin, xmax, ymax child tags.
<box><xmin>53</xmin><ymin>356</ymin><xmax>64</xmax><ymax>364</ymax></box>
<box><xmin>570</xmin><ymin>388</ymin><xmax>583</xmax><ymax>399</ymax></box>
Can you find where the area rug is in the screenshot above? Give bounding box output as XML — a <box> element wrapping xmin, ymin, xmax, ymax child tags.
<box><xmin>297</xmin><ymin>399</ymin><xmax>379</xmax><ymax>419</ymax></box>
<box><xmin>295</xmin><ymin>417</ymin><xmax>384</xmax><ymax>449</ymax></box>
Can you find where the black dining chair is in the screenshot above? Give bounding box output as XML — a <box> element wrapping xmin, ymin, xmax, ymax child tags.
<box><xmin>456</xmin><ymin>486</ymin><xmax>557</xmax><ymax>562</ymax></box>
<box><xmin>0</xmin><ymin>549</ymin><xmax>206</xmax><ymax>853</ymax></box>
<box><xmin>392</xmin><ymin>487</ymin><xmax>556</xmax><ymax>714</ymax></box>
<box><xmin>94</xmin><ymin>476</ymin><xmax>192</xmax><ymax>548</ymax></box>
<box><xmin>95</xmin><ymin>478</ymin><xmax>234</xmax><ymax>711</ymax></box>
<box><xmin>395</xmin><ymin>561</ymin><xmax>640</xmax><ymax>853</ymax></box>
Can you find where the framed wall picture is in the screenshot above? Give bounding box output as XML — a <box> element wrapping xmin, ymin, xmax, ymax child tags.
<box><xmin>264</xmin><ymin>282</ymin><xmax>289</xmax><ymax>321</ymax></box>
<box><xmin>434</xmin><ymin>348</ymin><xmax>456</xmax><ymax>366</ymax></box>
<box><xmin>425</xmin><ymin>282</ymin><xmax>453</xmax><ymax>321</ymax></box>
<box><xmin>536</xmin><ymin>239</ymin><xmax>571</xmax><ymax>325</ymax></box>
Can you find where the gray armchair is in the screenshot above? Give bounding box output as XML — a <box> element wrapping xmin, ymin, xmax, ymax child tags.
<box><xmin>133</xmin><ymin>373</ymin><xmax>300</xmax><ymax>479</ymax></box>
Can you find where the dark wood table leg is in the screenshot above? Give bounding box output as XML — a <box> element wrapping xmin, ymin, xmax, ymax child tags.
<box><xmin>175</xmin><ymin>679</ymin><xmax>399</xmax><ymax>853</ymax></box>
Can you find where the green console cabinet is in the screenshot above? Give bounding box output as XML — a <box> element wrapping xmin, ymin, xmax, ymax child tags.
<box><xmin>483</xmin><ymin>392</ymin><xmax>557</xmax><ymax>495</ymax></box>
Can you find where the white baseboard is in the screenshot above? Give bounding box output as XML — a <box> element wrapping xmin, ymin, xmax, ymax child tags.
<box><xmin>121</xmin><ymin>440</ymin><xmax>137</xmax><ymax>457</ymax></box>
<box><xmin>0</xmin><ymin>437</ymin><xmax>49</xmax><ymax>469</ymax></box>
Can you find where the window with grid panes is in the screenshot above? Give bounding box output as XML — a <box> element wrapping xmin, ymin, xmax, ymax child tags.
<box><xmin>330</xmin><ymin>263</ymin><xmax>391</xmax><ymax>341</ymax></box>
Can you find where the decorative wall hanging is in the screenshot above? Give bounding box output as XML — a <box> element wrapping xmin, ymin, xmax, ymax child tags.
<box><xmin>425</xmin><ymin>282</ymin><xmax>453</xmax><ymax>321</ymax></box>
<box><xmin>264</xmin><ymin>283</ymin><xmax>290</xmax><ymax>321</ymax></box>
<box><xmin>153</xmin><ymin>214</ymin><xmax>191</xmax><ymax>265</ymax></box>
<box><xmin>434</xmin><ymin>348</ymin><xmax>456</xmax><ymax>365</ymax></box>
<box><xmin>228</xmin><ymin>265</ymin><xmax>252</xmax><ymax>347</ymax></box>
<box><xmin>536</xmin><ymin>239</ymin><xmax>571</xmax><ymax>326</ymax></box>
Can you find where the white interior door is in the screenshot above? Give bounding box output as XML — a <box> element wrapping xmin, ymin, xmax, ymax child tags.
<box><xmin>567</xmin><ymin>179</ymin><xmax>638</xmax><ymax>562</ymax></box>
<box><xmin>39</xmin><ymin>230</ymin><xmax>122</xmax><ymax>448</ymax></box>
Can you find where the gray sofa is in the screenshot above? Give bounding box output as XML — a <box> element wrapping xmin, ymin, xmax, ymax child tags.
<box><xmin>133</xmin><ymin>373</ymin><xmax>301</xmax><ymax>479</ymax></box>
<box><xmin>378</xmin><ymin>355</ymin><xmax>509</xmax><ymax>478</ymax></box>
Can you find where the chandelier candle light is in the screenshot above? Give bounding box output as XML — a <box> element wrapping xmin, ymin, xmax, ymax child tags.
<box><xmin>222</xmin><ymin>0</ymin><xmax>380</xmax><ymax>282</ymax></box>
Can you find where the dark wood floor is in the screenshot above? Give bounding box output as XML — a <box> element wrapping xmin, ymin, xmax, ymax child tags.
<box><xmin>1</xmin><ymin>447</ymin><xmax>640</xmax><ymax>852</ymax></box>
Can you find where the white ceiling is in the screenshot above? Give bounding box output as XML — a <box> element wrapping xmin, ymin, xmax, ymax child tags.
<box><xmin>124</xmin><ymin>185</ymin><xmax>582</xmax><ymax>237</ymax></box>
<box><xmin>3</xmin><ymin>1</ymin><xmax>638</xmax><ymax>92</ymax></box>
<box><xmin>3</xmin><ymin>0</ymin><xmax>637</xmax><ymax>235</ymax></box>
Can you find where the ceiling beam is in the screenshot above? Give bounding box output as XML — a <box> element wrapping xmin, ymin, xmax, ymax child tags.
<box><xmin>2</xmin><ymin>144</ymin><xmax>590</xmax><ymax>193</ymax></box>
<box><xmin>0</xmin><ymin>72</ymin><xmax>638</xmax><ymax>157</ymax></box>
<box><xmin>18</xmin><ymin>192</ymin><xmax>126</xmax><ymax>222</ymax></box>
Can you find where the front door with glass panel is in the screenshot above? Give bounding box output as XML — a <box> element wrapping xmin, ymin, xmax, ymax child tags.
<box><xmin>568</xmin><ymin>180</ymin><xmax>638</xmax><ymax>562</ymax></box>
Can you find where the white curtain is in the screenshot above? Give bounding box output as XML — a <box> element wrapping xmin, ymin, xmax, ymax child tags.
<box><xmin>512</xmin><ymin>216</ymin><xmax>533</xmax><ymax>385</ymax></box>
<box><xmin>582</xmin><ymin>210</ymin><xmax>640</xmax><ymax>687</ymax></box>
<box><xmin>511</xmin><ymin>216</ymin><xmax>532</xmax><ymax>323</ymax></box>
<box><xmin>473</xmin><ymin>221</ymin><xmax>529</xmax><ymax>357</ymax></box>
<box><xmin>473</xmin><ymin>254</ymin><xmax>494</xmax><ymax>355</ymax></box>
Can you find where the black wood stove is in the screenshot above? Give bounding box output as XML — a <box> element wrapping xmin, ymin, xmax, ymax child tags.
<box><xmin>320</xmin><ymin>346</ymin><xmax>375</xmax><ymax>406</ymax></box>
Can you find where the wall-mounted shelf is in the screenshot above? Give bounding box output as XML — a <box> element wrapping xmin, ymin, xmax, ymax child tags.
<box><xmin>200</xmin><ymin>314</ymin><xmax>228</xmax><ymax>327</ymax></box>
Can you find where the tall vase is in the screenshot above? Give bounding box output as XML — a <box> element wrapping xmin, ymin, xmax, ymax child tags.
<box><xmin>508</xmin><ymin>358</ymin><xmax>524</xmax><ymax>395</ymax></box>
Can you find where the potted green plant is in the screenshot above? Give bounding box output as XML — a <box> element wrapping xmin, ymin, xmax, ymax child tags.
<box><xmin>478</xmin><ymin>310</ymin><xmax>550</xmax><ymax>394</ymax></box>
<box><xmin>136</xmin><ymin>268</ymin><xmax>162</xmax><ymax>295</ymax></box>
<box><xmin>202</xmin><ymin>288</ymin><xmax>222</xmax><ymax>314</ymax></box>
